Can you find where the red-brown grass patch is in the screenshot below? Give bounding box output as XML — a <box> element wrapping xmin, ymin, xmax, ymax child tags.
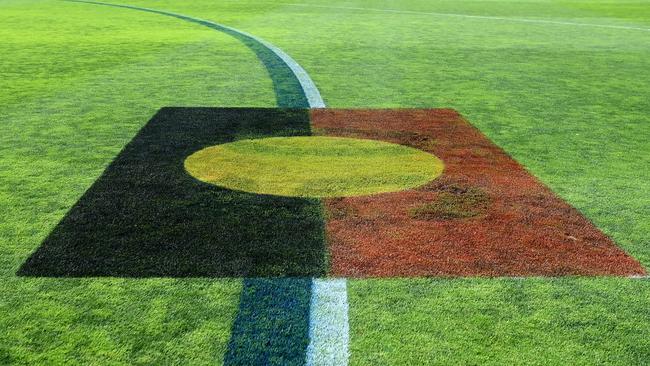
<box><xmin>312</xmin><ymin>109</ymin><xmax>646</xmax><ymax>277</ymax></box>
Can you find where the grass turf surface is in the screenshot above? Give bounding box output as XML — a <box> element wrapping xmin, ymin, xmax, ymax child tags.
<box><xmin>1</xmin><ymin>0</ymin><xmax>650</xmax><ymax>364</ymax></box>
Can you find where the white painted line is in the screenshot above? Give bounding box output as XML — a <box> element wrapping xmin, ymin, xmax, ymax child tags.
<box><xmin>284</xmin><ymin>3</ymin><xmax>650</xmax><ymax>33</ymax></box>
<box><xmin>306</xmin><ymin>278</ymin><xmax>350</xmax><ymax>366</ymax></box>
<box><xmin>69</xmin><ymin>4</ymin><xmax>345</xmax><ymax>364</ymax></box>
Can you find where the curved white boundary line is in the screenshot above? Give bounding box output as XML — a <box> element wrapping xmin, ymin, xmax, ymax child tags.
<box><xmin>247</xmin><ymin>33</ymin><xmax>326</xmax><ymax>108</ymax></box>
<box><xmin>229</xmin><ymin>26</ymin><xmax>325</xmax><ymax>108</ymax></box>
<box><xmin>69</xmin><ymin>0</ymin><xmax>326</xmax><ymax>107</ymax></box>
<box><xmin>284</xmin><ymin>3</ymin><xmax>650</xmax><ymax>33</ymax></box>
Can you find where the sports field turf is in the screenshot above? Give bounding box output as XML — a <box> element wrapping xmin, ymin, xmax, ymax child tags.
<box><xmin>1</xmin><ymin>0</ymin><xmax>650</xmax><ymax>364</ymax></box>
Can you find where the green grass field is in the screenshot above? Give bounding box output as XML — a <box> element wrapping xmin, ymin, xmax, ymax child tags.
<box><xmin>1</xmin><ymin>0</ymin><xmax>650</xmax><ymax>364</ymax></box>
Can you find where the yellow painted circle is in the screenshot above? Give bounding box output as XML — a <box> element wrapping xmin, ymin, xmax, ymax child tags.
<box><xmin>184</xmin><ymin>136</ymin><xmax>444</xmax><ymax>198</ymax></box>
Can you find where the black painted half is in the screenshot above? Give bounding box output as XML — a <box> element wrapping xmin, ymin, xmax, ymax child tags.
<box><xmin>18</xmin><ymin>108</ymin><xmax>328</xmax><ymax>277</ymax></box>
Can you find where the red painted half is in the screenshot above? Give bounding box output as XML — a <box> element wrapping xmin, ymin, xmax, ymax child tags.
<box><xmin>312</xmin><ymin>109</ymin><xmax>646</xmax><ymax>277</ymax></box>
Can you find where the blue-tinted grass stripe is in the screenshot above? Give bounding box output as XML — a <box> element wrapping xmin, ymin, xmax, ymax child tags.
<box><xmin>306</xmin><ymin>278</ymin><xmax>350</xmax><ymax>366</ymax></box>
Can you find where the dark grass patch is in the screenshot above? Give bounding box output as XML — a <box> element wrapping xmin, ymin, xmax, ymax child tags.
<box><xmin>312</xmin><ymin>109</ymin><xmax>646</xmax><ymax>277</ymax></box>
<box><xmin>18</xmin><ymin>108</ymin><xmax>327</xmax><ymax>277</ymax></box>
<box><xmin>409</xmin><ymin>185</ymin><xmax>490</xmax><ymax>220</ymax></box>
<box><xmin>224</xmin><ymin>278</ymin><xmax>311</xmax><ymax>366</ymax></box>
<box><xmin>324</xmin><ymin>198</ymin><xmax>359</xmax><ymax>221</ymax></box>
<box><xmin>313</xmin><ymin>126</ymin><xmax>437</xmax><ymax>151</ymax></box>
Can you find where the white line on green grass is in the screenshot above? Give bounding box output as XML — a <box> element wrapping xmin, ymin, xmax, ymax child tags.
<box><xmin>284</xmin><ymin>3</ymin><xmax>650</xmax><ymax>33</ymax></box>
<box><xmin>306</xmin><ymin>278</ymin><xmax>350</xmax><ymax>366</ymax></box>
<box><xmin>68</xmin><ymin>3</ymin><xmax>346</xmax><ymax>364</ymax></box>
<box><xmin>67</xmin><ymin>0</ymin><xmax>326</xmax><ymax>108</ymax></box>
<box><xmin>630</xmin><ymin>275</ymin><xmax>650</xmax><ymax>279</ymax></box>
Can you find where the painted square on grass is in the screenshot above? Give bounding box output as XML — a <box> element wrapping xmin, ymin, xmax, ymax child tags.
<box><xmin>18</xmin><ymin>108</ymin><xmax>645</xmax><ymax>278</ymax></box>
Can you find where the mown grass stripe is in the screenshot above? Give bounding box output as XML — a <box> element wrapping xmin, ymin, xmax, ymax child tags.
<box><xmin>66</xmin><ymin>0</ymin><xmax>324</xmax><ymax>107</ymax></box>
<box><xmin>284</xmin><ymin>3</ymin><xmax>650</xmax><ymax>33</ymax></box>
<box><xmin>306</xmin><ymin>278</ymin><xmax>350</xmax><ymax>366</ymax></box>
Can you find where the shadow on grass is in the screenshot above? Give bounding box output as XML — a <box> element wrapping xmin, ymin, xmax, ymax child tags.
<box><xmin>18</xmin><ymin>108</ymin><xmax>327</xmax><ymax>277</ymax></box>
<box><xmin>224</xmin><ymin>278</ymin><xmax>312</xmax><ymax>365</ymax></box>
